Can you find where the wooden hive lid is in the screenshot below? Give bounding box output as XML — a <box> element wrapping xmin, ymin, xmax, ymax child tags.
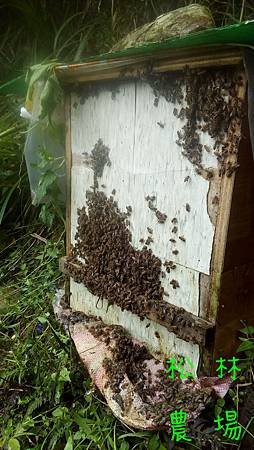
<box><xmin>56</xmin><ymin>21</ymin><xmax>254</xmax><ymax>83</ymax></box>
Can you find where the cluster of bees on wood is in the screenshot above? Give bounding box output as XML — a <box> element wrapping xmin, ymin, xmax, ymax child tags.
<box><xmin>88</xmin><ymin>321</ymin><xmax>210</xmax><ymax>425</ymax></box>
<box><xmin>62</xmin><ymin>66</ymin><xmax>247</xmax><ymax>425</ymax></box>
<box><xmin>148</xmin><ymin>67</ymin><xmax>244</xmax><ymax>179</ymax></box>
<box><xmin>66</xmin><ymin>137</ymin><xmax>207</xmax><ymax>344</ymax></box>
<box><xmin>68</xmin><ymin>67</ymin><xmax>244</xmax><ymax>344</ymax></box>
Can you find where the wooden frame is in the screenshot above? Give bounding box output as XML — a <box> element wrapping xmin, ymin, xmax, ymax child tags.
<box><xmin>58</xmin><ymin>46</ymin><xmax>249</xmax><ymax>375</ymax></box>
<box><xmin>56</xmin><ymin>46</ymin><xmax>243</xmax><ymax>84</ymax></box>
<box><xmin>65</xmin><ymin>94</ymin><xmax>72</xmax><ymax>254</ymax></box>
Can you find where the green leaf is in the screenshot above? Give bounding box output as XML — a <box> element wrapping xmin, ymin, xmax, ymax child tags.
<box><xmin>217</xmin><ymin>398</ymin><xmax>225</xmax><ymax>407</ymax></box>
<box><xmin>119</xmin><ymin>442</ymin><xmax>129</xmax><ymax>450</ymax></box>
<box><xmin>64</xmin><ymin>436</ymin><xmax>73</xmax><ymax>450</ymax></box>
<box><xmin>148</xmin><ymin>434</ymin><xmax>160</xmax><ymax>450</ymax></box>
<box><xmin>215</xmin><ymin>405</ymin><xmax>222</xmax><ymax>417</ymax></box>
<box><xmin>37</xmin><ymin>316</ymin><xmax>48</xmax><ymax>324</ymax></box>
<box><xmin>59</xmin><ymin>367</ymin><xmax>71</xmax><ymax>382</ymax></box>
<box><xmin>21</xmin><ymin>417</ymin><xmax>35</xmax><ymax>430</ymax></box>
<box><xmin>34</xmin><ymin>171</ymin><xmax>57</xmax><ymax>204</ymax></box>
<box><xmin>52</xmin><ymin>406</ymin><xmax>68</xmax><ymax>418</ymax></box>
<box><xmin>237</xmin><ymin>340</ymin><xmax>254</xmax><ymax>352</ymax></box>
<box><xmin>8</xmin><ymin>438</ymin><xmax>20</xmax><ymax>450</ymax></box>
<box><xmin>107</xmin><ymin>436</ymin><xmax>114</xmax><ymax>448</ymax></box>
<box><xmin>229</xmin><ymin>389</ymin><xmax>236</xmax><ymax>398</ymax></box>
<box><xmin>39</xmin><ymin>204</ymin><xmax>55</xmax><ymax>228</ymax></box>
<box><xmin>26</xmin><ymin>63</ymin><xmax>56</xmax><ymax>101</ymax></box>
<box><xmin>240</xmin><ymin>326</ymin><xmax>254</xmax><ymax>335</ymax></box>
<box><xmin>119</xmin><ymin>432</ymin><xmax>150</xmax><ymax>439</ymax></box>
<box><xmin>39</xmin><ymin>73</ymin><xmax>63</xmax><ymax>124</ymax></box>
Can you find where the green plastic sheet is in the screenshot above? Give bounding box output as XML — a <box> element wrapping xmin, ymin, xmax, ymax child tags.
<box><xmin>81</xmin><ymin>20</ymin><xmax>254</xmax><ymax>63</ymax></box>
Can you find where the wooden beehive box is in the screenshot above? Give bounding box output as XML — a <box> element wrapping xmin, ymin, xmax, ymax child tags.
<box><xmin>57</xmin><ymin>24</ymin><xmax>254</xmax><ymax>376</ymax></box>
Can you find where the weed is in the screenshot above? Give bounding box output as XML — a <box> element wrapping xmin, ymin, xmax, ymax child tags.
<box><xmin>0</xmin><ymin>96</ymin><xmax>31</xmax><ymax>227</ymax></box>
<box><xmin>0</xmin><ymin>226</ymin><xmax>168</xmax><ymax>449</ymax></box>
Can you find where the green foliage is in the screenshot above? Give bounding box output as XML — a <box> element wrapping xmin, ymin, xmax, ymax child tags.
<box><xmin>24</xmin><ymin>63</ymin><xmax>66</xmax><ymax>228</ymax></box>
<box><xmin>26</xmin><ymin>63</ymin><xmax>63</xmax><ymax>125</ymax></box>
<box><xmin>0</xmin><ymin>227</ymin><xmax>167</xmax><ymax>449</ymax></box>
<box><xmin>0</xmin><ymin>96</ymin><xmax>31</xmax><ymax>226</ymax></box>
<box><xmin>237</xmin><ymin>326</ymin><xmax>254</xmax><ymax>375</ymax></box>
<box><xmin>32</xmin><ymin>147</ymin><xmax>65</xmax><ymax>228</ymax></box>
<box><xmin>214</xmin><ymin>398</ymin><xmax>225</xmax><ymax>417</ymax></box>
<box><xmin>1</xmin><ymin>0</ymin><xmax>253</xmax><ymax>84</ymax></box>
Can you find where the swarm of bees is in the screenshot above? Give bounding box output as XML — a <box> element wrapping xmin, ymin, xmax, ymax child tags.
<box><xmin>145</xmin><ymin>195</ymin><xmax>167</xmax><ymax>223</ymax></box>
<box><xmin>170</xmin><ymin>279</ymin><xmax>180</xmax><ymax>289</ymax></box>
<box><xmin>66</xmin><ymin>144</ymin><xmax>205</xmax><ymax>345</ymax></box>
<box><xmin>90</xmin><ymin>138</ymin><xmax>111</xmax><ymax>187</ymax></box>
<box><xmin>88</xmin><ymin>321</ymin><xmax>211</xmax><ymax>425</ymax></box>
<box><xmin>68</xmin><ymin>68</ymin><xmax>236</xmax><ymax>349</ymax></box>
<box><xmin>163</xmin><ymin>260</ymin><xmax>176</xmax><ymax>272</ymax></box>
<box><xmin>150</xmin><ymin>68</ymin><xmax>243</xmax><ymax>179</ymax></box>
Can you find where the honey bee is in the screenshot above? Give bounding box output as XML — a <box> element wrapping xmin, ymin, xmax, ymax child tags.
<box><xmin>170</xmin><ymin>279</ymin><xmax>180</xmax><ymax>289</ymax></box>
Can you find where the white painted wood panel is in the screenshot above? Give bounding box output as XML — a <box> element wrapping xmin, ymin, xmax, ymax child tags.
<box><xmin>69</xmin><ymin>78</ymin><xmax>224</xmax><ymax>366</ymax></box>
<box><xmin>71</xmin><ymin>165</ymin><xmax>201</xmax><ymax>314</ymax></box>
<box><xmin>71</xmin><ymin>80</ymin><xmax>217</xmax><ymax>276</ymax></box>
<box><xmin>70</xmin><ymin>279</ymin><xmax>199</xmax><ymax>373</ymax></box>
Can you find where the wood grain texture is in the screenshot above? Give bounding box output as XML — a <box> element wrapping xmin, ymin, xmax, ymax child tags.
<box><xmin>65</xmin><ymin>94</ymin><xmax>72</xmax><ymax>254</ymax></box>
<box><xmin>68</xmin><ymin>78</ymin><xmax>219</xmax><ymax>366</ymax></box>
<box><xmin>60</xmin><ymin>257</ymin><xmax>212</xmax><ymax>346</ymax></box>
<box><xmin>56</xmin><ymin>47</ymin><xmax>243</xmax><ymax>84</ymax></box>
<box><xmin>224</xmin><ymin>115</ymin><xmax>254</xmax><ymax>270</ymax></box>
<box><xmin>207</xmin><ymin>74</ymin><xmax>247</xmax><ymax>322</ymax></box>
<box><xmin>212</xmin><ymin>263</ymin><xmax>254</xmax><ymax>366</ymax></box>
<box><xmin>67</xmin><ymin>73</ymin><xmax>245</xmax><ymax>368</ymax></box>
<box><xmin>71</xmin><ymin>80</ymin><xmax>216</xmax><ymax>276</ymax></box>
<box><xmin>70</xmin><ymin>278</ymin><xmax>200</xmax><ymax>372</ymax></box>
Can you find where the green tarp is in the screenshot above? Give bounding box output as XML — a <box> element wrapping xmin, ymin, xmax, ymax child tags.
<box><xmin>82</xmin><ymin>20</ymin><xmax>254</xmax><ymax>63</ymax></box>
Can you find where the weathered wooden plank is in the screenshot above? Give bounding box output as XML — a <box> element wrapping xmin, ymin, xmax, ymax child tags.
<box><xmin>67</xmin><ymin>77</ymin><xmax>219</xmax><ymax>367</ymax></box>
<box><xmin>69</xmin><ymin>278</ymin><xmax>200</xmax><ymax>372</ymax></box>
<box><xmin>65</xmin><ymin>94</ymin><xmax>72</xmax><ymax>254</ymax></box>
<box><xmin>66</xmin><ymin>72</ymin><xmax>245</xmax><ymax>370</ymax></box>
<box><xmin>207</xmin><ymin>74</ymin><xmax>247</xmax><ymax>322</ymax></box>
<box><xmin>70</xmin><ymin>80</ymin><xmax>216</xmax><ymax>276</ymax></box>
<box><xmin>60</xmin><ymin>256</ymin><xmax>213</xmax><ymax>345</ymax></box>
<box><xmin>224</xmin><ymin>117</ymin><xmax>254</xmax><ymax>270</ymax></box>
<box><xmin>56</xmin><ymin>47</ymin><xmax>243</xmax><ymax>84</ymax></box>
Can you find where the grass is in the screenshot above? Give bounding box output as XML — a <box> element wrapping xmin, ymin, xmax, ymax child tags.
<box><xmin>0</xmin><ymin>95</ymin><xmax>32</xmax><ymax>228</ymax></box>
<box><xmin>0</xmin><ymin>225</ymin><xmax>171</xmax><ymax>449</ymax></box>
<box><xmin>0</xmin><ymin>224</ymin><xmax>253</xmax><ymax>448</ymax></box>
<box><xmin>1</xmin><ymin>1</ymin><xmax>254</xmax><ymax>84</ymax></box>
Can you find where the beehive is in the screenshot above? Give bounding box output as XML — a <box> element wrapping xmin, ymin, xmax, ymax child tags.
<box><xmin>58</xmin><ymin>22</ymin><xmax>254</xmax><ymax>376</ymax></box>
